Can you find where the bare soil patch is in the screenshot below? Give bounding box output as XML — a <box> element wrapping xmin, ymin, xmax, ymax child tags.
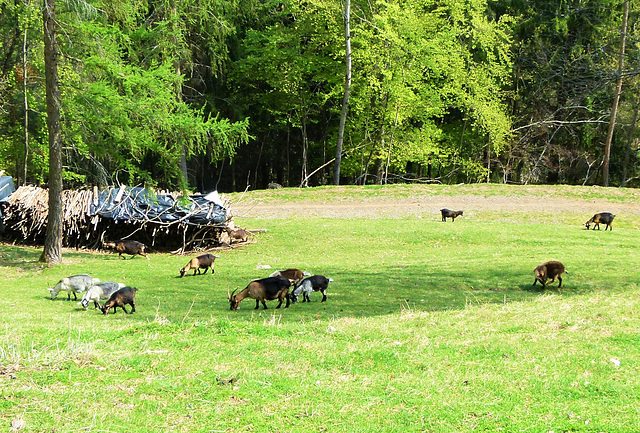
<box><xmin>232</xmin><ymin>193</ymin><xmax>639</xmax><ymax>220</ymax></box>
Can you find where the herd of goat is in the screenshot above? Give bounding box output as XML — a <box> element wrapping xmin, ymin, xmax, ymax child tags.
<box><xmin>48</xmin><ymin>239</ymin><xmax>333</xmax><ymax>314</ymax></box>
<box><xmin>47</xmin><ymin>210</ymin><xmax>616</xmax><ymax>314</ymax></box>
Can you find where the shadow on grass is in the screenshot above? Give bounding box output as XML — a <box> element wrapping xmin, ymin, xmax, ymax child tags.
<box><xmin>302</xmin><ymin>263</ymin><xmax>591</xmax><ymax>319</ymax></box>
<box><xmin>0</xmin><ymin>244</ymin><xmax>100</xmax><ymax>268</ymax></box>
<box><xmin>0</xmin><ymin>244</ymin><xmax>42</xmax><ymax>268</ymax></box>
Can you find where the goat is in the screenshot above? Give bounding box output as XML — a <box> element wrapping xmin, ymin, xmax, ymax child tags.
<box><xmin>228</xmin><ymin>276</ymin><xmax>291</xmax><ymax>310</ymax></box>
<box><xmin>180</xmin><ymin>253</ymin><xmax>218</xmax><ymax>277</ymax></box>
<box><xmin>49</xmin><ymin>274</ymin><xmax>100</xmax><ymax>301</ymax></box>
<box><xmin>101</xmin><ymin>286</ymin><xmax>138</xmax><ymax>315</ymax></box>
<box><xmin>79</xmin><ymin>282</ymin><xmax>125</xmax><ymax>310</ymax></box>
<box><xmin>226</xmin><ymin>227</ymin><xmax>248</xmax><ymax>243</ymax></box>
<box><xmin>290</xmin><ymin>275</ymin><xmax>332</xmax><ymax>303</ymax></box>
<box><xmin>104</xmin><ymin>240</ymin><xmax>148</xmax><ymax>259</ymax></box>
<box><xmin>441</xmin><ymin>208</ymin><xmax>463</xmax><ymax>222</ymax></box>
<box><xmin>533</xmin><ymin>261</ymin><xmax>567</xmax><ymax>289</ymax></box>
<box><xmin>269</xmin><ymin>268</ymin><xmax>309</xmax><ymax>287</ymax></box>
<box><xmin>584</xmin><ymin>212</ymin><xmax>615</xmax><ymax>231</ymax></box>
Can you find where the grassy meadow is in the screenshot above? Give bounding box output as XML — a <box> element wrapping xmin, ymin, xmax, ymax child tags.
<box><xmin>1</xmin><ymin>184</ymin><xmax>640</xmax><ymax>432</ymax></box>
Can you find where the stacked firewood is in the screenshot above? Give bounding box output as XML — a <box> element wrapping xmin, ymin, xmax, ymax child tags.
<box><xmin>0</xmin><ymin>185</ymin><xmax>235</xmax><ymax>253</ymax></box>
<box><xmin>1</xmin><ymin>186</ymin><xmax>95</xmax><ymax>243</ymax></box>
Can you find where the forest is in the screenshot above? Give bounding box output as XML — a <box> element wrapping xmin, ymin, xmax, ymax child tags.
<box><xmin>0</xmin><ymin>0</ymin><xmax>638</xmax><ymax>192</ymax></box>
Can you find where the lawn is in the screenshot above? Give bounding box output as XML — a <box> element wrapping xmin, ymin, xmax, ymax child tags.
<box><xmin>1</xmin><ymin>184</ymin><xmax>639</xmax><ymax>432</ymax></box>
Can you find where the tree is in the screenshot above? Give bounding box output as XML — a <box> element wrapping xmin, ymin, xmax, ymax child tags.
<box><xmin>333</xmin><ymin>0</ymin><xmax>351</xmax><ymax>185</ymax></box>
<box><xmin>504</xmin><ymin>0</ymin><xmax>635</xmax><ymax>185</ymax></box>
<box><xmin>40</xmin><ymin>0</ymin><xmax>62</xmax><ymax>264</ymax></box>
<box><xmin>602</xmin><ymin>0</ymin><xmax>629</xmax><ymax>186</ymax></box>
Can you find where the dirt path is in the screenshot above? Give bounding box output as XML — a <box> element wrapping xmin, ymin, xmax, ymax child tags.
<box><xmin>232</xmin><ymin>193</ymin><xmax>640</xmax><ymax>219</ymax></box>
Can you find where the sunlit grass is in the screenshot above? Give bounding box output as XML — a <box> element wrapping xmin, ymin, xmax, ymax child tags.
<box><xmin>1</xmin><ymin>185</ymin><xmax>640</xmax><ymax>432</ymax></box>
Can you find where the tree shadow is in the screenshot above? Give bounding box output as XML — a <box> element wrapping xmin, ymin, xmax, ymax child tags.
<box><xmin>298</xmin><ymin>263</ymin><xmax>589</xmax><ymax>318</ymax></box>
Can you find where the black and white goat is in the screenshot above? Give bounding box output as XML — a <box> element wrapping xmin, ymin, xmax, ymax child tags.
<box><xmin>79</xmin><ymin>282</ymin><xmax>125</xmax><ymax>310</ymax></box>
<box><xmin>290</xmin><ymin>275</ymin><xmax>332</xmax><ymax>303</ymax></box>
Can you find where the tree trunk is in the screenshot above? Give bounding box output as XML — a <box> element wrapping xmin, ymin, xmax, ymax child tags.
<box><xmin>602</xmin><ymin>0</ymin><xmax>629</xmax><ymax>187</ymax></box>
<box><xmin>621</xmin><ymin>104</ymin><xmax>638</xmax><ymax>187</ymax></box>
<box><xmin>22</xmin><ymin>23</ymin><xmax>29</xmax><ymax>186</ymax></box>
<box><xmin>40</xmin><ymin>0</ymin><xmax>63</xmax><ymax>265</ymax></box>
<box><xmin>333</xmin><ymin>0</ymin><xmax>351</xmax><ymax>185</ymax></box>
<box><xmin>300</xmin><ymin>113</ymin><xmax>309</xmax><ymax>187</ymax></box>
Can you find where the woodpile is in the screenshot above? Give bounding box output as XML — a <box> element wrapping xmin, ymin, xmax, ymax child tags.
<box><xmin>0</xmin><ymin>185</ymin><xmax>239</xmax><ymax>254</ymax></box>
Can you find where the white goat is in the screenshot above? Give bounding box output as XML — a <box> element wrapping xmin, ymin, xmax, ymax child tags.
<box><xmin>79</xmin><ymin>282</ymin><xmax>126</xmax><ymax>310</ymax></box>
<box><xmin>49</xmin><ymin>274</ymin><xmax>100</xmax><ymax>301</ymax></box>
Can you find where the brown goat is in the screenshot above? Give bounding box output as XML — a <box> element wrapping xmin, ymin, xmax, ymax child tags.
<box><xmin>533</xmin><ymin>261</ymin><xmax>567</xmax><ymax>289</ymax></box>
<box><xmin>269</xmin><ymin>268</ymin><xmax>306</xmax><ymax>286</ymax></box>
<box><xmin>104</xmin><ymin>240</ymin><xmax>148</xmax><ymax>259</ymax></box>
<box><xmin>180</xmin><ymin>253</ymin><xmax>218</xmax><ymax>277</ymax></box>
<box><xmin>228</xmin><ymin>276</ymin><xmax>291</xmax><ymax>310</ymax></box>
<box><xmin>101</xmin><ymin>286</ymin><xmax>138</xmax><ymax>314</ymax></box>
<box><xmin>226</xmin><ymin>227</ymin><xmax>248</xmax><ymax>243</ymax></box>
<box><xmin>441</xmin><ymin>208</ymin><xmax>463</xmax><ymax>222</ymax></box>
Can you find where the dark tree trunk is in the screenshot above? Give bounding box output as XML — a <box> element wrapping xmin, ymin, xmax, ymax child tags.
<box><xmin>40</xmin><ymin>0</ymin><xmax>63</xmax><ymax>265</ymax></box>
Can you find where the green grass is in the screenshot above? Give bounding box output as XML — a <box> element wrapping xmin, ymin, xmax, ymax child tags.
<box><xmin>2</xmin><ymin>184</ymin><xmax>640</xmax><ymax>432</ymax></box>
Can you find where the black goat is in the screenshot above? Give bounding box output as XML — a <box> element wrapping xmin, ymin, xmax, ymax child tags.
<box><xmin>101</xmin><ymin>286</ymin><xmax>138</xmax><ymax>314</ymax></box>
<box><xmin>584</xmin><ymin>212</ymin><xmax>615</xmax><ymax>231</ymax></box>
<box><xmin>440</xmin><ymin>208</ymin><xmax>463</xmax><ymax>222</ymax></box>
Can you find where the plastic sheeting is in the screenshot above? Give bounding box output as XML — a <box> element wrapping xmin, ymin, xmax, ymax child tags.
<box><xmin>90</xmin><ymin>186</ymin><xmax>228</xmax><ymax>225</ymax></box>
<box><xmin>0</xmin><ymin>176</ymin><xmax>16</xmax><ymax>220</ymax></box>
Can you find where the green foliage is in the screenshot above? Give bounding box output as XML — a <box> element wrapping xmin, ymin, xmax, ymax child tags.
<box><xmin>0</xmin><ymin>0</ymin><xmax>637</xmax><ymax>189</ymax></box>
<box><xmin>339</xmin><ymin>0</ymin><xmax>513</xmax><ymax>182</ymax></box>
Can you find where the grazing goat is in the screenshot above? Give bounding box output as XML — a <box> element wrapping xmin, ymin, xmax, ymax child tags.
<box><xmin>80</xmin><ymin>282</ymin><xmax>125</xmax><ymax>310</ymax></box>
<box><xmin>104</xmin><ymin>240</ymin><xmax>148</xmax><ymax>259</ymax></box>
<box><xmin>441</xmin><ymin>208</ymin><xmax>463</xmax><ymax>222</ymax></box>
<box><xmin>101</xmin><ymin>286</ymin><xmax>138</xmax><ymax>315</ymax></box>
<box><xmin>533</xmin><ymin>261</ymin><xmax>567</xmax><ymax>289</ymax></box>
<box><xmin>228</xmin><ymin>276</ymin><xmax>291</xmax><ymax>310</ymax></box>
<box><xmin>180</xmin><ymin>253</ymin><xmax>218</xmax><ymax>277</ymax></box>
<box><xmin>290</xmin><ymin>275</ymin><xmax>332</xmax><ymax>303</ymax></box>
<box><xmin>584</xmin><ymin>212</ymin><xmax>615</xmax><ymax>231</ymax></box>
<box><xmin>49</xmin><ymin>274</ymin><xmax>100</xmax><ymax>301</ymax></box>
<box><xmin>269</xmin><ymin>268</ymin><xmax>309</xmax><ymax>286</ymax></box>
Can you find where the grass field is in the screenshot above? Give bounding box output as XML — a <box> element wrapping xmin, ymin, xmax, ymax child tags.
<box><xmin>1</xmin><ymin>184</ymin><xmax>640</xmax><ymax>432</ymax></box>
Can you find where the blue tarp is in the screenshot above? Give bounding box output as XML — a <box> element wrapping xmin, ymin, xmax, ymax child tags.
<box><xmin>89</xmin><ymin>186</ymin><xmax>228</xmax><ymax>225</ymax></box>
<box><xmin>0</xmin><ymin>176</ymin><xmax>16</xmax><ymax>220</ymax></box>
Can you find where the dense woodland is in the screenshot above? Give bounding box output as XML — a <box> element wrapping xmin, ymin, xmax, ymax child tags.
<box><xmin>0</xmin><ymin>0</ymin><xmax>639</xmax><ymax>192</ymax></box>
